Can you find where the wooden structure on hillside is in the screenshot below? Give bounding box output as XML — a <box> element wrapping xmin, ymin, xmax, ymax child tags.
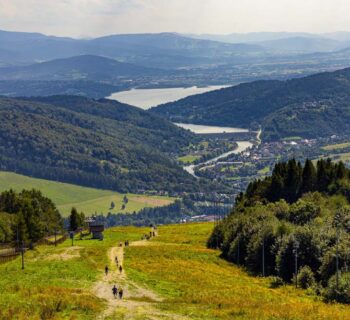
<box><xmin>86</xmin><ymin>217</ymin><xmax>105</xmax><ymax>240</ymax></box>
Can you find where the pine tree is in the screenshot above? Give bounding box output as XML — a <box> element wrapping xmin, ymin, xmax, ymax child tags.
<box><xmin>69</xmin><ymin>207</ymin><xmax>79</xmax><ymax>231</ymax></box>
<box><xmin>300</xmin><ymin>159</ymin><xmax>317</xmax><ymax>195</ymax></box>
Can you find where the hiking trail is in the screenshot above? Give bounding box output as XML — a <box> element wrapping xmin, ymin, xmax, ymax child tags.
<box><xmin>93</xmin><ymin>240</ymin><xmax>188</xmax><ymax>320</ymax></box>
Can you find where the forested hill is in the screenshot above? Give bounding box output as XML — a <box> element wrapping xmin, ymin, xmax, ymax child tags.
<box><xmin>0</xmin><ymin>55</ymin><xmax>164</xmax><ymax>81</ymax></box>
<box><xmin>152</xmin><ymin>67</ymin><xmax>350</xmax><ymax>140</ymax></box>
<box><xmin>209</xmin><ymin>159</ymin><xmax>350</xmax><ymax>303</ymax></box>
<box><xmin>0</xmin><ymin>95</ymin><xmax>197</xmax><ymax>193</ymax></box>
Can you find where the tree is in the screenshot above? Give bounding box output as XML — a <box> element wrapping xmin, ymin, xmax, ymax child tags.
<box><xmin>69</xmin><ymin>207</ymin><xmax>79</xmax><ymax>231</ymax></box>
<box><xmin>300</xmin><ymin>159</ymin><xmax>316</xmax><ymax>195</ymax></box>
<box><xmin>110</xmin><ymin>201</ymin><xmax>115</xmax><ymax>210</ymax></box>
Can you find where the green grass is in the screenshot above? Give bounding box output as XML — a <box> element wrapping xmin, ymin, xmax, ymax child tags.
<box><xmin>177</xmin><ymin>155</ymin><xmax>201</xmax><ymax>164</ymax></box>
<box><xmin>1</xmin><ymin>223</ymin><xmax>350</xmax><ymax>319</ymax></box>
<box><xmin>321</xmin><ymin>141</ymin><xmax>350</xmax><ymax>151</ymax></box>
<box><xmin>0</xmin><ymin>172</ymin><xmax>174</xmax><ymax>216</ymax></box>
<box><xmin>258</xmin><ymin>166</ymin><xmax>270</xmax><ymax>175</ymax></box>
<box><xmin>125</xmin><ymin>223</ymin><xmax>350</xmax><ymax>320</ymax></box>
<box><xmin>282</xmin><ymin>136</ymin><xmax>302</xmax><ymax>141</ymax></box>
<box><xmin>0</xmin><ymin>226</ymin><xmax>149</xmax><ymax>319</ymax></box>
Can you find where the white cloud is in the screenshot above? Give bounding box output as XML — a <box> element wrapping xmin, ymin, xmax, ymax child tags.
<box><xmin>0</xmin><ymin>0</ymin><xmax>349</xmax><ymax>37</ymax></box>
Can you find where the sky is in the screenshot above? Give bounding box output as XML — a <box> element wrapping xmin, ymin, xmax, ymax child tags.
<box><xmin>0</xmin><ymin>0</ymin><xmax>350</xmax><ymax>38</ymax></box>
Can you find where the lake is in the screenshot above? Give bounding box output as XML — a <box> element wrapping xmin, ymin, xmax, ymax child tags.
<box><xmin>106</xmin><ymin>85</ymin><xmax>228</xmax><ymax>109</ymax></box>
<box><xmin>175</xmin><ymin>123</ymin><xmax>249</xmax><ymax>134</ymax></box>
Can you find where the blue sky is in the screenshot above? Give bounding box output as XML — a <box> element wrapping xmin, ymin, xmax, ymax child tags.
<box><xmin>0</xmin><ymin>0</ymin><xmax>349</xmax><ymax>37</ymax></box>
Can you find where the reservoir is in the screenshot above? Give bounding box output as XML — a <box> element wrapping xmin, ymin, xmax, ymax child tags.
<box><xmin>175</xmin><ymin>123</ymin><xmax>249</xmax><ymax>134</ymax></box>
<box><xmin>106</xmin><ymin>85</ymin><xmax>228</xmax><ymax>109</ymax></box>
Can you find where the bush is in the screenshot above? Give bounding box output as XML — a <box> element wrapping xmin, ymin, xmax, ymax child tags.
<box><xmin>324</xmin><ymin>272</ymin><xmax>350</xmax><ymax>303</ymax></box>
<box><xmin>270</xmin><ymin>276</ymin><xmax>284</xmax><ymax>288</ymax></box>
<box><xmin>298</xmin><ymin>266</ymin><xmax>316</xmax><ymax>289</ymax></box>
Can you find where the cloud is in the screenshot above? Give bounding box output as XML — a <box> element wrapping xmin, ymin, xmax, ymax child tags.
<box><xmin>0</xmin><ymin>0</ymin><xmax>349</xmax><ymax>37</ymax></box>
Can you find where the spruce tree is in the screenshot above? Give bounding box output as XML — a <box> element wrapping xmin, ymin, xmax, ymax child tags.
<box><xmin>300</xmin><ymin>159</ymin><xmax>317</xmax><ymax>195</ymax></box>
<box><xmin>69</xmin><ymin>207</ymin><xmax>79</xmax><ymax>231</ymax></box>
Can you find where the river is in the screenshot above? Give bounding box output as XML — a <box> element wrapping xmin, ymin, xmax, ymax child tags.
<box><xmin>184</xmin><ymin>141</ymin><xmax>253</xmax><ymax>177</ymax></box>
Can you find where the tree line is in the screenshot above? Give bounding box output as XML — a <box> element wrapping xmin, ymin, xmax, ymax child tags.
<box><xmin>209</xmin><ymin>159</ymin><xmax>350</xmax><ymax>304</ymax></box>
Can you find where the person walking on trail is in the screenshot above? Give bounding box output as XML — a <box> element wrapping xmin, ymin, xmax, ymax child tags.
<box><xmin>118</xmin><ymin>287</ymin><xmax>123</xmax><ymax>299</ymax></box>
<box><xmin>105</xmin><ymin>265</ymin><xmax>109</xmax><ymax>276</ymax></box>
<box><xmin>115</xmin><ymin>256</ymin><xmax>118</xmax><ymax>266</ymax></box>
<box><xmin>112</xmin><ymin>285</ymin><xmax>118</xmax><ymax>298</ymax></box>
<box><xmin>119</xmin><ymin>265</ymin><xmax>123</xmax><ymax>274</ymax></box>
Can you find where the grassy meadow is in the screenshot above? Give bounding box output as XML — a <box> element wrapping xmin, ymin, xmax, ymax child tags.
<box><xmin>0</xmin><ymin>226</ymin><xmax>149</xmax><ymax>320</ymax></box>
<box><xmin>0</xmin><ymin>172</ymin><xmax>174</xmax><ymax>216</ymax></box>
<box><xmin>1</xmin><ymin>223</ymin><xmax>350</xmax><ymax>319</ymax></box>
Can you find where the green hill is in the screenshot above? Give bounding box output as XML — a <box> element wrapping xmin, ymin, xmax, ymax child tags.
<box><xmin>0</xmin><ymin>222</ymin><xmax>348</xmax><ymax>319</ymax></box>
<box><xmin>0</xmin><ymin>172</ymin><xmax>174</xmax><ymax>216</ymax></box>
<box><xmin>0</xmin><ymin>95</ymin><xmax>198</xmax><ymax>193</ymax></box>
<box><xmin>152</xmin><ymin>67</ymin><xmax>350</xmax><ymax>140</ymax></box>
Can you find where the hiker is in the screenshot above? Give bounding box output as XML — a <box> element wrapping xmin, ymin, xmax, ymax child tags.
<box><xmin>105</xmin><ymin>265</ymin><xmax>109</xmax><ymax>276</ymax></box>
<box><xmin>119</xmin><ymin>265</ymin><xmax>123</xmax><ymax>274</ymax></box>
<box><xmin>115</xmin><ymin>256</ymin><xmax>118</xmax><ymax>266</ymax></box>
<box><xmin>118</xmin><ymin>287</ymin><xmax>123</xmax><ymax>299</ymax></box>
<box><xmin>119</xmin><ymin>242</ymin><xmax>123</xmax><ymax>247</ymax></box>
<box><xmin>112</xmin><ymin>285</ymin><xmax>118</xmax><ymax>298</ymax></box>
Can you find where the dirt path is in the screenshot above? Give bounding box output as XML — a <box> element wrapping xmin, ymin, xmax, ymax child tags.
<box><xmin>93</xmin><ymin>240</ymin><xmax>188</xmax><ymax>320</ymax></box>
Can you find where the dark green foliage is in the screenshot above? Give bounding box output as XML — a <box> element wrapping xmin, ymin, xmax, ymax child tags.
<box><xmin>209</xmin><ymin>158</ymin><xmax>350</xmax><ymax>303</ymax></box>
<box><xmin>241</xmin><ymin>158</ymin><xmax>350</xmax><ymax>205</ymax></box>
<box><xmin>298</xmin><ymin>266</ymin><xmax>316</xmax><ymax>289</ymax></box>
<box><xmin>0</xmin><ymin>189</ymin><xmax>62</xmax><ymax>243</ymax></box>
<box><xmin>0</xmin><ymin>96</ymin><xmax>198</xmax><ymax>193</ymax></box>
<box><xmin>324</xmin><ymin>273</ymin><xmax>350</xmax><ymax>303</ymax></box>
<box><xmin>153</xmin><ymin>67</ymin><xmax>350</xmax><ymax>140</ymax></box>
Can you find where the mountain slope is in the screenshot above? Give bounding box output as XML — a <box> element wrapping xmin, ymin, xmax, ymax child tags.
<box><xmin>0</xmin><ymin>55</ymin><xmax>163</xmax><ymax>81</ymax></box>
<box><xmin>152</xmin><ymin>67</ymin><xmax>350</xmax><ymax>140</ymax></box>
<box><xmin>0</xmin><ymin>96</ymin><xmax>197</xmax><ymax>193</ymax></box>
<box><xmin>0</xmin><ymin>30</ymin><xmax>265</xmax><ymax>69</ymax></box>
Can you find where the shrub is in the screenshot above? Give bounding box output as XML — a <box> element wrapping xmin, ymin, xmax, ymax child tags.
<box><xmin>298</xmin><ymin>266</ymin><xmax>316</xmax><ymax>289</ymax></box>
<box><xmin>270</xmin><ymin>276</ymin><xmax>284</xmax><ymax>288</ymax></box>
<box><xmin>324</xmin><ymin>272</ymin><xmax>350</xmax><ymax>303</ymax></box>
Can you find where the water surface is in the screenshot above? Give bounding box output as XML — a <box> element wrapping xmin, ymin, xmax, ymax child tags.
<box><xmin>107</xmin><ymin>85</ymin><xmax>228</xmax><ymax>109</ymax></box>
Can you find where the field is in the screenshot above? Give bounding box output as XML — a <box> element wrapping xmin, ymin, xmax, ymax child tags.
<box><xmin>1</xmin><ymin>223</ymin><xmax>350</xmax><ymax>319</ymax></box>
<box><xmin>321</xmin><ymin>141</ymin><xmax>350</xmax><ymax>151</ymax></box>
<box><xmin>0</xmin><ymin>172</ymin><xmax>174</xmax><ymax>216</ymax></box>
<box><xmin>177</xmin><ymin>155</ymin><xmax>201</xmax><ymax>164</ymax></box>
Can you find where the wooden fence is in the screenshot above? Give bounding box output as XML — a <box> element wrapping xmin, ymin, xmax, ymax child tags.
<box><xmin>0</xmin><ymin>247</ymin><xmax>20</xmax><ymax>264</ymax></box>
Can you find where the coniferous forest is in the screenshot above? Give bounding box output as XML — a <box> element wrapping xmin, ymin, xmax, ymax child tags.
<box><xmin>209</xmin><ymin>159</ymin><xmax>350</xmax><ymax>303</ymax></box>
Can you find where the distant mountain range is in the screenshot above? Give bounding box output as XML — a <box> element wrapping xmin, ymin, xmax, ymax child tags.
<box><xmin>0</xmin><ymin>55</ymin><xmax>164</xmax><ymax>81</ymax></box>
<box><xmin>152</xmin><ymin>67</ymin><xmax>350</xmax><ymax>140</ymax></box>
<box><xmin>187</xmin><ymin>32</ymin><xmax>350</xmax><ymax>53</ymax></box>
<box><xmin>0</xmin><ymin>95</ymin><xmax>198</xmax><ymax>193</ymax></box>
<box><xmin>0</xmin><ymin>30</ymin><xmax>264</xmax><ymax>69</ymax></box>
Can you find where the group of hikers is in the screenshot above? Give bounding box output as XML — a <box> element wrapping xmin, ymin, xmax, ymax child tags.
<box><xmin>112</xmin><ymin>284</ymin><xmax>123</xmax><ymax>299</ymax></box>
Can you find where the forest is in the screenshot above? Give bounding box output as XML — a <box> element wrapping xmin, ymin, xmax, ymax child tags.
<box><xmin>153</xmin><ymin>67</ymin><xmax>350</xmax><ymax>140</ymax></box>
<box><xmin>209</xmin><ymin>159</ymin><xmax>350</xmax><ymax>303</ymax></box>
<box><xmin>0</xmin><ymin>189</ymin><xmax>62</xmax><ymax>244</ymax></box>
<box><xmin>0</xmin><ymin>96</ymin><xmax>199</xmax><ymax>193</ymax></box>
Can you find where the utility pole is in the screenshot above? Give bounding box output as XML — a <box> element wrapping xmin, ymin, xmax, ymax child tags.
<box><xmin>54</xmin><ymin>228</ymin><xmax>57</xmax><ymax>247</ymax></box>
<box><xmin>262</xmin><ymin>236</ymin><xmax>265</xmax><ymax>277</ymax></box>
<box><xmin>21</xmin><ymin>241</ymin><xmax>25</xmax><ymax>270</ymax></box>
<box><xmin>293</xmin><ymin>240</ymin><xmax>299</xmax><ymax>288</ymax></box>
<box><xmin>336</xmin><ymin>225</ymin><xmax>340</xmax><ymax>291</ymax></box>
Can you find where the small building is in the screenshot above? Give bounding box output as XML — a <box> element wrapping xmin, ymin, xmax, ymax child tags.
<box><xmin>90</xmin><ymin>225</ymin><xmax>105</xmax><ymax>240</ymax></box>
<box><xmin>86</xmin><ymin>217</ymin><xmax>105</xmax><ymax>240</ymax></box>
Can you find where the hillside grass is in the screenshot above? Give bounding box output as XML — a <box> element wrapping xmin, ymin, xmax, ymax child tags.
<box><xmin>0</xmin><ymin>226</ymin><xmax>149</xmax><ymax>320</ymax></box>
<box><xmin>125</xmin><ymin>223</ymin><xmax>350</xmax><ymax>320</ymax></box>
<box><xmin>0</xmin><ymin>172</ymin><xmax>174</xmax><ymax>216</ymax></box>
<box><xmin>1</xmin><ymin>223</ymin><xmax>349</xmax><ymax>319</ymax></box>
<box><xmin>321</xmin><ymin>141</ymin><xmax>350</xmax><ymax>151</ymax></box>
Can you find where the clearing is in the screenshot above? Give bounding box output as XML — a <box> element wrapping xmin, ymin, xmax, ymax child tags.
<box><xmin>0</xmin><ymin>171</ymin><xmax>174</xmax><ymax>216</ymax></box>
<box><xmin>1</xmin><ymin>223</ymin><xmax>350</xmax><ymax>319</ymax></box>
